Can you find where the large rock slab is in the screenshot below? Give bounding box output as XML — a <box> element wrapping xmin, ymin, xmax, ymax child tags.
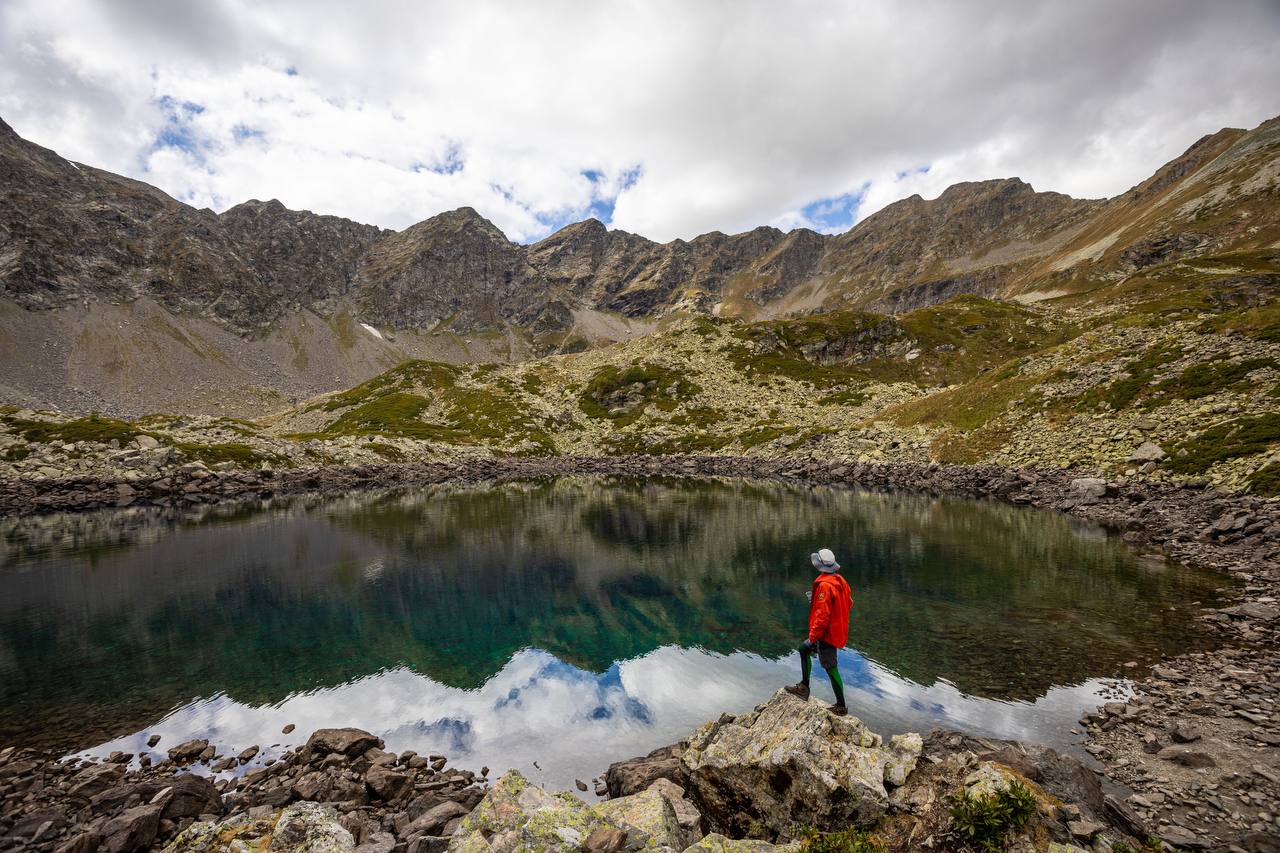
<box><xmin>680</xmin><ymin>689</ymin><xmax>920</xmax><ymax>837</ymax></box>
<box><xmin>595</xmin><ymin>785</ymin><xmax>689</xmax><ymax>850</ymax></box>
<box><xmin>449</xmin><ymin>770</ymin><xmax>694</xmax><ymax>853</ymax></box>
<box><xmin>449</xmin><ymin>771</ymin><xmax>624</xmax><ymax>853</ymax></box>
<box><xmin>164</xmin><ymin>803</ymin><xmax>354</xmax><ymax>852</ymax></box>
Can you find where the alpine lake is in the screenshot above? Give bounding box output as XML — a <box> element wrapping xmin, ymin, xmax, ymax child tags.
<box><xmin>0</xmin><ymin>476</ymin><xmax>1232</xmax><ymax>792</ymax></box>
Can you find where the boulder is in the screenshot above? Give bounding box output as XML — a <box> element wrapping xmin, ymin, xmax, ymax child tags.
<box><xmin>100</xmin><ymin>803</ymin><xmax>162</xmax><ymax>853</ymax></box>
<box><xmin>365</xmin><ymin>765</ymin><xmax>412</xmax><ymax>802</ymax></box>
<box><xmin>406</xmin><ymin>800</ymin><xmax>469</xmax><ymax>836</ymax></box>
<box><xmin>449</xmin><ymin>771</ymin><xmax>624</xmax><ymax>853</ymax></box>
<box><xmin>66</xmin><ymin>762</ymin><xmax>126</xmax><ymax>800</ymax></box>
<box><xmin>449</xmin><ymin>770</ymin><xmax>692</xmax><ymax>853</ymax></box>
<box><xmin>1067</xmin><ymin>478</ymin><xmax>1110</xmax><ymax>505</ymax></box>
<box><xmin>680</xmin><ymin>690</ymin><xmax>920</xmax><ymax>837</ymax></box>
<box><xmin>594</xmin><ymin>785</ymin><xmax>688</xmax><ymax>850</ymax></box>
<box><xmin>167</xmin><ymin>738</ymin><xmax>210</xmax><ymax>764</ymax></box>
<box><xmin>605</xmin><ymin>743</ymin><xmax>687</xmax><ymax>798</ymax></box>
<box><xmin>269</xmin><ymin>802</ymin><xmax>355</xmax><ymax>851</ymax></box>
<box><xmin>648</xmin><ymin>778</ymin><xmax>703</xmax><ymax>841</ymax></box>
<box><xmin>134</xmin><ymin>773</ymin><xmax>224</xmax><ymax>820</ymax></box>
<box><xmin>302</xmin><ymin>728</ymin><xmax>384</xmax><ymax>762</ymax></box>
<box><xmin>1126</xmin><ymin>442</ymin><xmax>1165</xmax><ymax>463</ymax></box>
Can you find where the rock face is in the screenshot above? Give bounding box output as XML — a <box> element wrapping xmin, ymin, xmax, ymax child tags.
<box><xmin>4</xmin><ymin>111</ymin><xmax>1278</xmax><ymax>342</ymax></box>
<box><xmin>448</xmin><ymin>769</ymin><xmax>697</xmax><ymax>853</ymax></box>
<box><xmin>679</xmin><ymin>690</ymin><xmax>921</xmax><ymax>838</ymax></box>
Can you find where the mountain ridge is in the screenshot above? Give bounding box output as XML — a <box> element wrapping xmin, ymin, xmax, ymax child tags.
<box><xmin>1</xmin><ymin>112</ymin><xmax>1277</xmax><ymax>415</ymax></box>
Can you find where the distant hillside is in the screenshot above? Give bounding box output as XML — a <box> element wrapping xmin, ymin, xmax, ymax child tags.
<box><xmin>1</xmin><ymin>113</ymin><xmax>1277</xmax><ymax>416</ymax></box>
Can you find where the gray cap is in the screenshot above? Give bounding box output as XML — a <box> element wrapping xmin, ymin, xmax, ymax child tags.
<box><xmin>810</xmin><ymin>548</ymin><xmax>840</xmax><ymax>573</ymax></box>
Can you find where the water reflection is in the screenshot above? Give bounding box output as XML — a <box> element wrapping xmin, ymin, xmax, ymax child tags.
<box><xmin>80</xmin><ymin>646</ymin><xmax>1128</xmax><ymax>794</ymax></box>
<box><xmin>0</xmin><ymin>476</ymin><xmax>1227</xmax><ymax>787</ymax></box>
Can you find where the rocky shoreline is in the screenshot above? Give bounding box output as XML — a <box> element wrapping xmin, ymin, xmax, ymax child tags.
<box><xmin>1</xmin><ymin>457</ymin><xmax>1277</xmax><ymax>850</ymax></box>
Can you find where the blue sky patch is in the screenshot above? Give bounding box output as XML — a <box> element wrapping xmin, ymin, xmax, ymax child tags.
<box><xmin>148</xmin><ymin>96</ymin><xmax>208</xmax><ymax>166</ymax></box>
<box><xmin>413</xmin><ymin>142</ymin><xmax>464</xmax><ymax>175</ymax></box>
<box><xmin>800</xmin><ymin>182</ymin><xmax>870</xmax><ymax>233</ymax></box>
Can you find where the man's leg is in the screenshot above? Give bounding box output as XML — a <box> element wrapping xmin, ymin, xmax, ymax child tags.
<box><xmin>824</xmin><ymin>664</ymin><xmax>846</xmax><ymax>707</ymax></box>
<box><xmin>819</xmin><ymin>643</ymin><xmax>847</xmax><ymax>714</ymax></box>
<box><xmin>784</xmin><ymin>643</ymin><xmax>814</xmax><ymax>699</ymax></box>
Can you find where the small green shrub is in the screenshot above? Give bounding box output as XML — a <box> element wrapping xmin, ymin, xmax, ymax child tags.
<box><xmin>1167</xmin><ymin>412</ymin><xmax>1280</xmax><ymax>474</ymax></box>
<box><xmin>174</xmin><ymin>443</ymin><xmax>284</xmax><ymax>467</ymax></box>
<box><xmin>798</xmin><ymin>827</ymin><xmax>884</xmax><ymax>853</ymax></box>
<box><xmin>6</xmin><ymin>414</ymin><xmax>148</xmax><ymax>446</ymax></box>
<box><xmin>2</xmin><ymin>445</ymin><xmax>32</xmax><ymax>462</ymax></box>
<box><xmin>1152</xmin><ymin>357</ymin><xmax>1276</xmax><ymax>401</ymax></box>
<box><xmin>948</xmin><ymin>780</ymin><xmax>1037</xmax><ymax>852</ymax></box>
<box><xmin>365</xmin><ymin>442</ymin><xmax>406</xmax><ymax>462</ymax></box>
<box><xmin>1246</xmin><ymin>462</ymin><xmax>1280</xmax><ymax>496</ymax></box>
<box><xmin>579</xmin><ymin>364</ymin><xmax>700</xmax><ymax>426</ymax></box>
<box><xmin>1077</xmin><ymin>343</ymin><xmax>1182</xmax><ymax>411</ymax></box>
<box><xmin>818</xmin><ymin>388</ymin><xmax>870</xmax><ymax>407</ymax></box>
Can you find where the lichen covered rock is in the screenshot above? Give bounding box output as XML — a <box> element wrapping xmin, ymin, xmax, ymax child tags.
<box><xmin>450</xmin><ymin>770</ymin><xmax>705</xmax><ymax>853</ymax></box>
<box><xmin>164</xmin><ymin>803</ymin><xmax>354</xmax><ymax>852</ymax></box>
<box><xmin>680</xmin><ymin>689</ymin><xmax>920</xmax><ymax>837</ymax></box>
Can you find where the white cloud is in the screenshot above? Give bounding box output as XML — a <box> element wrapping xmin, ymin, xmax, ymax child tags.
<box><xmin>1</xmin><ymin>0</ymin><xmax>1277</xmax><ymax>242</ymax></box>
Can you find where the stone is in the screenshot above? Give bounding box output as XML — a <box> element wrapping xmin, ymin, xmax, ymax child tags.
<box><xmin>1067</xmin><ymin>818</ymin><xmax>1104</xmax><ymax>840</ymax></box>
<box><xmin>405</xmin><ymin>800</ymin><xmax>468</xmax><ymax>835</ymax></box>
<box><xmin>238</xmin><ymin>745</ymin><xmax>260</xmax><ymax>764</ymax></box>
<box><xmin>67</xmin><ymin>762</ymin><xmax>126</xmax><ymax>800</ymax></box>
<box><xmin>53</xmin><ymin>830</ymin><xmax>102</xmax><ymax>853</ymax></box>
<box><xmin>604</xmin><ymin>744</ymin><xmax>685</xmax><ymax>798</ymax></box>
<box><xmin>681</xmin><ymin>689</ymin><xmax>917</xmax><ymax>835</ymax></box>
<box><xmin>354</xmin><ymin>831</ymin><xmax>396</xmax><ymax>853</ymax></box>
<box><xmin>301</xmin><ymin>728</ymin><xmax>383</xmax><ymax>761</ymax></box>
<box><xmin>100</xmin><ymin>803</ymin><xmax>162</xmax><ymax>853</ymax></box>
<box><xmin>1157</xmin><ymin>745</ymin><xmax>1217</xmax><ymax>768</ymax></box>
<box><xmin>595</xmin><ymin>784</ymin><xmax>688</xmax><ymax>850</ymax></box>
<box><xmin>168</xmin><ymin>738</ymin><xmax>210</xmax><ymax>763</ymax></box>
<box><xmin>136</xmin><ymin>773</ymin><xmax>223</xmax><ymax>820</ymax></box>
<box><xmin>581</xmin><ymin>827</ymin><xmax>628</xmax><ymax>853</ymax></box>
<box><xmin>293</xmin><ymin>770</ymin><xmax>335</xmax><ymax>802</ymax></box>
<box><xmin>1126</xmin><ymin>442</ymin><xmax>1165</xmax><ymax>463</ymax></box>
<box><xmin>269</xmin><ymin>801</ymin><xmax>355</xmax><ymax>851</ymax></box>
<box><xmin>883</xmin><ymin>732</ymin><xmax>923</xmax><ymax>787</ymax></box>
<box><xmin>647</xmin><ymin>778</ymin><xmax>703</xmax><ymax>842</ymax></box>
<box><xmin>1067</xmin><ymin>478</ymin><xmax>1109</xmax><ymax>505</ymax></box>
<box><xmin>147</xmin><ymin>734</ymin><xmax>162</xmax><ymax>747</ymax></box>
<box><xmin>135</xmin><ymin>434</ymin><xmax>161</xmax><ymax>450</ymax></box>
<box><xmin>1171</xmin><ymin>723</ymin><xmax>1202</xmax><ymax>743</ymax></box>
<box><xmin>450</xmin><ymin>770</ymin><xmax>625</xmax><ymax>853</ymax></box>
<box><xmin>365</xmin><ymin>766</ymin><xmax>412</xmax><ymax>802</ymax></box>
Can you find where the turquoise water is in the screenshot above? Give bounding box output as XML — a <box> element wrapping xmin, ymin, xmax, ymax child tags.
<box><xmin>0</xmin><ymin>476</ymin><xmax>1227</xmax><ymax>790</ymax></box>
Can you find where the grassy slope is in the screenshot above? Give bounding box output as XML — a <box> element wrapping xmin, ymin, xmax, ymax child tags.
<box><xmin>3</xmin><ymin>249</ymin><xmax>1280</xmax><ymax>494</ymax></box>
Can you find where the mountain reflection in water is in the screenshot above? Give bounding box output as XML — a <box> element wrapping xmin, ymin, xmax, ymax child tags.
<box><xmin>0</xmin><ymin>476</ymin><xmax>1229</xmax><ymax>790</ymax></box>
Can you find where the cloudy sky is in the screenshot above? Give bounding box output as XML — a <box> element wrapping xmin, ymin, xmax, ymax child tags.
<box><xmin>2</xmin><ymin>0</ymin><xmax>1277</xmax><ymax>243</ymax></box>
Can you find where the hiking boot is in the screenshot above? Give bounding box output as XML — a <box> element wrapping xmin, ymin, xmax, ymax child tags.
<box><xmin>829</xmin><ymin>703</ymin><xmax>848</xmax><ymax>716</ymax></box>
<box><xmin>783</xmin><ymin>683</ymin><xmax>810</xmax><ymax>700</ymax></box>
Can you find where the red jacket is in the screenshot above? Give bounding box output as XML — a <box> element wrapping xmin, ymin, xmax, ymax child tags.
<box><xmin>808</xmin><ymin>572</ymin><xmax>852</xmax><ymax>647</ymax></box>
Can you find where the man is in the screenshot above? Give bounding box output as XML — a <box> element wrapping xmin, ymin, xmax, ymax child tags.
<box><xmin>784</xmin><ymin>547</ymin><xmax>851</xmax><ymax>716</ymax></box>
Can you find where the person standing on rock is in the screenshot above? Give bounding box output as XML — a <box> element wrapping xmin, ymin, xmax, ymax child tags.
<box><xmin>785</xmin><ymin>547</ymin><xmax>852</xmax><ymax>716</ymax></box>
